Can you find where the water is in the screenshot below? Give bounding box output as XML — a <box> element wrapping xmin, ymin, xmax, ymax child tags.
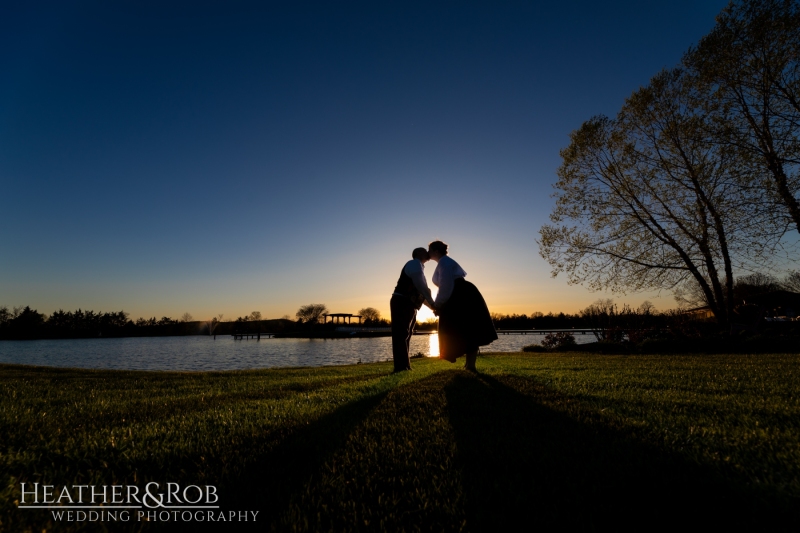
<box><xmin>0</xmin><ymin>332</ymin><xmax>597</xmax><ymax>371</ymax></box>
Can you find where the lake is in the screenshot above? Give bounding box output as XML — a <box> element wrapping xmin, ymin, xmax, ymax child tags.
<box><xmin>0</xmin><ymin>332</ymin><xmax>597</xmax><ymax>371</ymax></box>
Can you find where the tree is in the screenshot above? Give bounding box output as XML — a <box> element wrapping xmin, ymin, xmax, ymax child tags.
<box><xmin>685</xmin><ymin>0</ymin><xmax>800</xmax><ymax>233</ymax></box>
<box><xmin>673</xmin><ymin>279</ymin><xmax>709</xmax><ymax>310</ymax></box>
<box><xmin>357</xmin><ymin>307</ymin><xmax>381</xmax><ymax>323</ymax></box>
<box><xmin>248</xmin><ymin>311</ymin><xmax>262</xmax><ymax>321</ymax></box>
<box><xmin>208</xmin><ymin>314</ymin><xmax>223</xmax><ymax>335</ymax></box>
<box><xmin>639</xmin><ymin>300</ymin><xmax>656</xmax><ymax>314</ymax></box>
<box><xmin>540</xmin><ymin>67</ymin><xmax>785</xmax><ymax>326</ymax></box>
<box><xmin>138</xmin><ymin>317</ymin><xmax>158</xmax><ymax>326</ymax></box>
<box><xmin>7</xmin><ymin>306</ymin><xmax>46</xmax><ymax>339</ymax></box>
<box><xmin>734</xmin><ymin>272</ymin><xmax>784</xmax><ymax>304</ymax></box>
<box><xmin>784</xmin><ymin>271</ymin><xmax>800</xmax><ymax>292</ymax></box>
<box><xmin>296</xmin><ymin>303</ymin><xmax>328</xmax><ymax>324</ymax></box>
<box><xmin>180</xmin><ymin>312</ymin><xmax>193</xmax><ymax>323</ymax></box>
<box><xmin>580</xmin><ymin>299</ymin><xmax>660</xmax><ymax>342</ymax></box>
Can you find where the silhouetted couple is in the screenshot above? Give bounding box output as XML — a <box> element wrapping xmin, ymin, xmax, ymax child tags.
<box><xmin>390</xmin><ymin>240</ymin><xmax>497</xmax><ymax>373</ymax></box>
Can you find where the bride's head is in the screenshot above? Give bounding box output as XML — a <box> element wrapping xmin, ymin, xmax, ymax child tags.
<box><xmin>428</xmin><ymin>240</ymin><xmax>448</xmax><ymax>261</ymax></box>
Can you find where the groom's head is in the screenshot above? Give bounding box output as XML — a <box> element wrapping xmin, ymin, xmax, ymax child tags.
<box><xmin>412</xmin><ymin>247</ymin><xmax>429</xmax><ymax>263</ymax></box>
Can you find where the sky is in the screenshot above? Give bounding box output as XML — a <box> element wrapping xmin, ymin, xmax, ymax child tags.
<box><xmin>0</xmin><ymin>0</ymin><xmax>731</xmax><ymax>322</ymax></box>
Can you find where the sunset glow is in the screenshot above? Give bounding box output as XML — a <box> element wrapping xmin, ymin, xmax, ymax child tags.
<box><xmin>416</xmin><ymin>306</ymin><xmax>437</xmax><ymax>323</ymax></box>
<box><xmin>0</xmin><ymin>2</ymin><xmax>727</xmax><ymax>320</ymax></box>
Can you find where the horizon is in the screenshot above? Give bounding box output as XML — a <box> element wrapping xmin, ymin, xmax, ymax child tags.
<box><xmin>3</xmin><ymin>296</ymin><xmax>674</xmax><ymax>324</ymax></box>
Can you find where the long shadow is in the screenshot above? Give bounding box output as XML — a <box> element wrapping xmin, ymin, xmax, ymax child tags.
<box><xmin>239</xmin><ymin>394</ymin><xmax>391</xmax><ymax>524</ymax></box>
<box><xmin>266</xmin><ymin>371</ymin><xmax>471</xmax><ymax>532</ymax></box>
<box><xmin>445</xmin><ymin>372</ymin><xmax>799</xmax><ymax>531</ymax></box>
<box><xmin>166</xmin><ymin>377</ymin><xmax>395</xmax><ymax>532</ymax></box>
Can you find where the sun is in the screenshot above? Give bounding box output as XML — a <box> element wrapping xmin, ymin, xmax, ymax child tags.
<box><xmin>416</xmin><ymin>306</ymin><xmax>437</xmax><ymax>323</ymax></box>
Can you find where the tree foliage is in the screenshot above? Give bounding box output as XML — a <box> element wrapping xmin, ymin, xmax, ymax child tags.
<box><xmin>580</xmin><ymin>299</ymin><xmax>661</xmax><ymax>343</ymax></box>
<box><xmin>296</xmin><ymin>303</ymin><xmax>328</xmax><ymax>324</ymax></box>
<box><xmin>208</xmin><ymin>314</ymin><xmax>224</xmax><ymax>335</ymax></box>
<box><xmin>785</xmin><ymin>271</ymin><xmax>800</xmax><ymax>292</ymax></box>
<box><xmin>357</xmin><ymin>307</ymin><xmax>381</xmax><ymax>323</ymax></box>
<box><xmin>540</xmin><ymin>0</ymin><xmax>799</xmax><ymax>325</ymax></box>
<box><xmin>685</xmin><ymin>0</ymin><xmax>800</xmax><ymax>233</ymax></box>
<box><xmin>0</xmin><ymin>307</ymin><xmax>131</xmax><ymax>339</ymax></box>
<box><xmin>0</xmin><ymin>307</ymin><xmax>295</xmax><ymax>340</ymax></box>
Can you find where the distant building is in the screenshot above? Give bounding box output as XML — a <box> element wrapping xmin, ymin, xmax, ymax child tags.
<box><xmin>323</xmin><ymin>313</ymin><xmax>363</xmax><ymax>324</ymax></box>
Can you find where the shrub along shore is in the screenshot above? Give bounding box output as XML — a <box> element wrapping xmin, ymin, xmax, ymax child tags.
<box><xmin>1</xmin><ymin>352</ymin><xmax>799</xmax><ymax>531</ymax></box>
<box><xmin>525</xmin><ymin>335</ymin><xmax>800</xmax><ymax>354</ymax></box>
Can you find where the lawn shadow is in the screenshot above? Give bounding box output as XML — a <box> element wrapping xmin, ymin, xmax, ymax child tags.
<box><xmin>262</xmin><ymin>371</ymin><xmax>469</xmax><ymax>532</ymax></box>
<box><xmin>445</xmin><ymin>371</ymin><xmax>798</xmax><ymax>531</ymax></box>
<box><xmin>170</xmin><ymin>374</ymin><xmax>398</xmax><ymax>532</ymax></box>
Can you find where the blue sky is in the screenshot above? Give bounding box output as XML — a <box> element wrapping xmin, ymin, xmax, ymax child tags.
<box><xmin>0</xmin><ymin>1</ymin><xmax>730</xmax><ymax>321</ymax></box>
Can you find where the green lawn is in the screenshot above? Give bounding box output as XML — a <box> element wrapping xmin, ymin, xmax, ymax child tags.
<box><xmin>1</xmin><ymin>353</ymin><xmax>799</xmax><ymax>531</ymax></box>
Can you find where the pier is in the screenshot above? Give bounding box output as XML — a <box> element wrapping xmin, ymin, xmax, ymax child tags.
<box><xmin>496</xmin><ymin>329</ymin><xmax>597</xmax><ymax>336</ymax></box>
<box><xmin>323</xmin><ymin>313</ymin><xmax>363</xmax><ymax>324</ymax></box>
<box><xmin>229</xmin><ymin>329</ymin><xmax>597</xmax><ymax>339</ymax></box>
<box><xmin>232</xmin><ymin>332</ymin><xmax>276</xmax><ymax>340</ymax></box>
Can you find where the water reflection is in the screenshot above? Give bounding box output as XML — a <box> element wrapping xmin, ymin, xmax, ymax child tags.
<box><xmin>0</xmin><ymin>332</ymin><xmax>596</xmax><ymax>371</ymax></box>
<box><xmin>428</xmin><ymin>333</ymin><xmax>439</xmax><ymax>357</ymax></box>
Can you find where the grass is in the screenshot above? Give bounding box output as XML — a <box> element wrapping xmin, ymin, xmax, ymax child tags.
<box><xmin>1</xmin><ymin>352</ymin><xmax>799</xmax><ymax>531</ymax></box>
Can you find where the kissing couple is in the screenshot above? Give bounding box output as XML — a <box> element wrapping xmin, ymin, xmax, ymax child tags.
<box><xmin>390</xmin><ymin>240</ymin><xmax>497</xmax><ymax>373</ymax></box>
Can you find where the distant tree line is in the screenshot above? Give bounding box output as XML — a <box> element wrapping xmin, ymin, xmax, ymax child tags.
<box><xmin>539</xmin><ymin>0</ymin><xmax>800</xmax><ymax>327</ymax></box>
<box><xmin>490</xmin><ymin>312</ymin><xmax>587</xmax><ymax>330</ymax></box>
<box><xmin>0</xmin><ymin>306</ymin><xmax>303</xmax><ymax>340</ymax></box>
<box><xmin>0</xmin><ymin>301</ymin><xmax>656</xmax><ymax>341</ymax></box>
<box><xmin>0</xmin><ymin>306</ymin><xmax>206</xmax><ymax>340</ymax></box>
<box><xmin>11</xmin><ymin>284</ymin><xmax>793</xmax><ymax>342</ymax></box>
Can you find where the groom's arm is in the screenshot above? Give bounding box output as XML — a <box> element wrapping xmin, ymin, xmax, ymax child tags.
<box><xmin>405</xmin><ymin>262</ymin><xmax>436</xmax><ymax>310</ymax></box>
<box><xmin>417</xmin><ymin>285</ymin><xmax>436</xmax><ymax>310</ymax></box>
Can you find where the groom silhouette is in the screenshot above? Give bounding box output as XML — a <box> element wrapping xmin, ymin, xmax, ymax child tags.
<box><xmin>390</xmin><ymin>247</ymin><xmax>436</xmax><ymax>372</ymax></box>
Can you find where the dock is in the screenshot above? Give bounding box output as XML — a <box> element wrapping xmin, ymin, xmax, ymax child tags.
<box><xmin>496</xmin><ymin>329</ymin><xmax>597</xmax><ymax>336</ymax></box>
<box><xmin>231</xmin><ymin>332</ymin><xmax>275</xmax><ymax>340</ymax></box>
<box><xmin>229</xmin><ymin>329</ymin><xmax>597</xmax><ymax>339</ymax></box>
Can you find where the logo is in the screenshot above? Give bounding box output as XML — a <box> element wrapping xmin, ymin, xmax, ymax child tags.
<box><xmin>18</xmin><ymin>482</ymin><xmax>259</xmax><ymax>523</ymax></box>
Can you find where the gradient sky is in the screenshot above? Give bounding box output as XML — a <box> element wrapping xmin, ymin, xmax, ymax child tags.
<box><xmin>0</xmin><ymin>1</ymin><xmax>731</xmax><ymax>322</ymax></box>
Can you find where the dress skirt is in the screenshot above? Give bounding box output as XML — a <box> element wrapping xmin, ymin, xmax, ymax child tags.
<box><xmin>438</xmin><ymin>278</ymin><xmax>498</xmax><ymax>360</ymax></box>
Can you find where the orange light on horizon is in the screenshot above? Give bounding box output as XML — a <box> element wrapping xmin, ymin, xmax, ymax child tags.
<box><xmin>416</xmin><ymin>306</ymin><xmax>437</xmax><ymax>322</ymax></box>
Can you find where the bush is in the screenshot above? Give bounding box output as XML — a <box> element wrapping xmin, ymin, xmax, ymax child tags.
<box><xmin>542</xmin><ymin>332</ymin><xmax>577</xmax><ymax>350</ymax></box>
<box><xmin>523</xmin><ymin>332</ymin><xmax>577</xmax><ymax>353</ymax></box>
